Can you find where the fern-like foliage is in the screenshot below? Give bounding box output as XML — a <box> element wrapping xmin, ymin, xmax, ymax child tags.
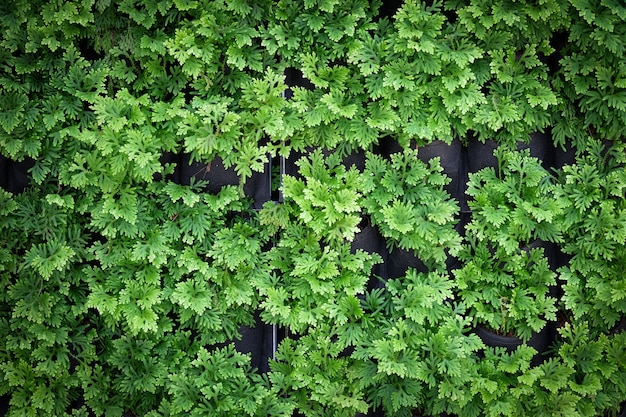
<box><xmin>557</xmin><ymin>140</ymin><xmax>626</xmax><ymax>331</ymax></box>
<box><xmin>466</xmin><ymin>147</ymin><xmax>565</xmax><ymax>252</ymax></box>
<box><xmin>1</xmin><ymin>0</ymin><xmax>626</xmax><ymax>416</ymax></box>
<box><xmin>257</xmin><ymin>151</ymin><xmax>380</xmax><ymax>333</ymax></box>
<box><xmin>460</xmin><ymin>148</ymin><xmax>561</xmax><ymax>340</ymax></box>
<box><xmin>455</xmin><ymin>239</ymin><xmax>557</xmax><ymax>341</ymax></box>
<box><xmin>351</xmin><ymin>269</ymin><xmax>482</xmax><ymax>416</ymax></box>
<box><xmin>362</xmin><ymin>148</ymin><xmax>461</xmax><ymax>269</ymax></box>
<box><xmin>553</xmin><ymin>0</ymin><xmax>626</xmax><ymax>147</ymax></box>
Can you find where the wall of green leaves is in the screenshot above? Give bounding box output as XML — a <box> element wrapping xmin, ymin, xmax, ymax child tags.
<box><xmin>1</xmin><ymin>1</ymin><xmax>626</xmax><ymax>416</ymax></box>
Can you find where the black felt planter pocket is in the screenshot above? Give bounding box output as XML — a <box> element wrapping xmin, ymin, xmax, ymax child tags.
<box><xmin>466</xmin><ymin>139</ymin><xmax>499</xmax><ymax>173</ymax></box>
<box><xmin>517</xmin><ymin>131</ymin><xmax>551</xmax><ymax>168</ymax></box>
<box><xmin>284</xmin><ymin>67</ymin><xmax>315</xmax><ymax>99</ymax></box>
<box><xmin>234</xmin><ymin>313</ymin><xmax>275</xmax><ymax>373</ymax></box>
<box><xmin>0</xmin><ymin>155</ymin><xmax>34</xmax><ymax>194</ymax></box>
<box><xmin>611</xmin><ymin>316</ymin><xmax>626</xmax><ymax>335</ymax></box>
<box><xmin>176</xmin><ymin>153</ymin><xmax>272</xmax><ymax>209</ymax></box>
<box><xmin>351</xmin><ymin>217</ymin><xmax>388</xmax><ymax>291</ymax></box>
<box><xmin>466</xmin><ymin>132</ymin><xmax>552</xmax><ymax>175</ymax></box>
<box><xmin>281</xmin><ymin>149</ymin><xmax>309</xmax><ymax>182</ymax></box>
<box><xmin>385</xmin><ymin>247</ymin><xmax>429</xmax><ymax>279</ymax></box>
<box><xmin>475</xmin><ymin>324</ymin><xmax>555</xmax><ymax>367</ymax></box>
<box><xmin>379</xmin><ymin>137</ymin><xmax>466</xmax><ymax>208</ymax></box>
<box><xmin>155</xmin><ymin>151</ymin><xmax>179</xmax><ymax>183</ymax></box>
<box><xmin>416</xmin><ymin>139</ymin><xmax>464</xmax><ymax>207</ymax></box>
<box><xmin>0</xmin><ymin>394</ymin><xmax>8</xmax><ymax>417</ymax></box>
<box><xmin>552</xmin><ymin>140</ymin><xmax>577</xmax><ymax>169</ymax></box>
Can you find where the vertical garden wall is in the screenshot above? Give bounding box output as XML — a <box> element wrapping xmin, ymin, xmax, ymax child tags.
<box><xmin>1</xmin><ymin>0</ymin><xmax>626</xmax><ymax>416</ymax></box>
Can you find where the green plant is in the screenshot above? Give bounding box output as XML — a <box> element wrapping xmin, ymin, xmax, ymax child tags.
<box><xmin>457</xmin><ymin>322</ymin><xmax>626</xmax><ymax>417</ymax></box>
<box><xmin>2</xmin><ymin>0</ymin><xmax>626</xmax><ymax>416</ymax></box>
<box><xmin>85</xmin><ymin>180</ymin><xmax>266</xmax><ymax>339</ymax></box>
<box><xmin>444</xmin><ymin>0</ymin><xmax>565</xmax><ymax>145</ymax></box>
<box><xmin>261</xmin><ymin>0</ymin><xmax>383</xmax><ymax>153</ymax></box>
<box><xmin>447</xmin><ymin>0</ymin><xmax>570</xmax><ymax>48</ymax></box>
<box><xmin>465</xmin><ymin>147</ymin><xmax>565</xmax><ymax>253</ymax></box>
<box><xmin>548</xmin><ymin>323</ymin><xmax>626</xmax><ymax>417</ymax></box>
<box><xmin>457</xmin><ymin>148</ymin><xmax>561</xmax><ymax>341</ymax></box>
<box><xmin>368</xmin><ymin>0</ymin><xmax>485</xmax><ymax>146</ymax></box>
<box><xmin>455</xmin><ymin>238</ymin><xmax>558</xmax><ymax>341</ymax></box>
<box><xmin>362</xmin><ymin>148</ymin><xmax>462</xmax><ymax>269</ymax></box>
<box><xmin>556</xmin><ymin>140</ymin><xmax>626</xmax><ymax>331</ymax></box>
<box><xmin>458</xmin><ymin>344</ymin><xmax>538</xmax><ymax>417</ymax></box>
<box><xmin>351</xmin><ymin>269</ymin><xmax>482</xmax><ymax>417</ymax></box>
<box><xmin>257</xmin><ymin>151</ymin><xmax>381</xmax><ymax>333</ymax></box>
<box><xmin>552</xmin><ymin>0</ymin><xmax>626</xmax><ymax>148</ymax></box>
<box><xmin>0</xmin><ymin>174</ymin><xmax>272</xmax><ymax>416</ymax></box>
<box><xmin>156</xmin><ymin>345</ymin><xmax>294</xmax><ymax>417</ymax></box>
<box><xmin>0</xmin><ymin>183</ymin><xmax>97</xmax><ymax>416</ymax></box>
<box><xmin>269</xmin><ymin>324</ymin><xmax>368</xmax><ymax>417</ymax></box>
<box><xmin>256</xmin><ymin>150</ymin><xmax>383</xmax><ymax>416</ymax></box>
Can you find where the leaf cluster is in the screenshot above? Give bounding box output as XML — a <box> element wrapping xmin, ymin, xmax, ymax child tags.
<box><xmin>466</xmin><ymin>147</ymin><xmax>565</xmax><ymax>252</ymax></box>
<box><xmin>455</xmin><ymin>240</ymin><xmax>557</xmax><ymax>341</ymax></box>
<box><xmin>457</xmin><ymin>323</ymin><xmax>626</xmax><ymax>417</ymax></box>
<box><xmin>257</xmin><ymin>151</ymin><xmax>380</xmax><ymax>334</ymax></box>
<box><xmin>362</xmin><ymin>148</ymin><xmax>462</xmax><ymax>268</ymax></box>
<box><xmin>350</xmin><ymin>269</ymin><xmax>482</xmax><ymax>416</ymax></box>
<box><xmin>553</xmin><ymin>0</ymin><xmax>626</xmax><ymax>146</ymax></box>
<box><xmin>458</xmin><ymin>148</ymin><xmax>561</xmax><ymax>340</ymax></box>
<box><xmin>557</xmin><ymin>141</ymin><xmax>626</xmax><ymax>331</ymax></box>
<box><xmin>1</xmin><ymin>1</ymin><xmax>626</xmax><ymax>416</ymax></box>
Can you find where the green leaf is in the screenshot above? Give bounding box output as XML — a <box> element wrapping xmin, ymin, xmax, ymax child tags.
<box><xmin>163</xmin><ymin>182</ymin><xmax>201</xmax><ymax>207</ymax></box>
<box><xmin>23</xmin><ymin>241</ymin><xmax>75</xmax><ymax>280</ymax></box>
